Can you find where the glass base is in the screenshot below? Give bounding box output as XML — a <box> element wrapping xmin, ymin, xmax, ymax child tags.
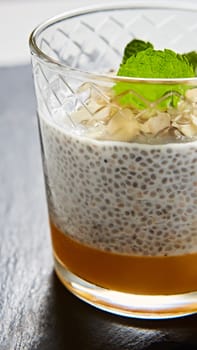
<box><xmin>54</xmin><ymin>257</ymin><xmax>197</xmax><ymax>319</ymax></box>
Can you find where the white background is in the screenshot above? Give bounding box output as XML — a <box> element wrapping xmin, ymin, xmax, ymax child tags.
<box><xmin>0</xmin><ymin>0</ymin><xmax>95</xmax><ymax>66</ymax></box>
<box><xmin>0</xmin><ymin>0</ymin><xmax>197</xmax><ymax>66</ymax></box>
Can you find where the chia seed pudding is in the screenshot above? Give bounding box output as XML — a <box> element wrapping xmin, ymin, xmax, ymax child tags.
<box><xmin>40</xmin><ymin>110</ymin><xmax>197</xmax><ymax>257</ymax></box>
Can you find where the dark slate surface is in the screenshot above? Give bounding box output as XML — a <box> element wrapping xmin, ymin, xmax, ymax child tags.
<box><xmin>0</xmin><ymin>64</ymin><xmax>197</xmax><ymax>350</ymax></box>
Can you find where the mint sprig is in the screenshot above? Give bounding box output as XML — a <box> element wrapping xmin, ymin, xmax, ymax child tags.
<box><xmin>122</xmin><ymin>39</ymin><xmax>153</xmax><ymax>64</ymax></box>
<box><xmin>115</xmin><ymin>40</ymin><xmax>196</xmax><ymax>110</ymax></box>
<box><xmin>184</xmin><ymin>51</ymin><xmax>197</xmax><ymax>74</ymax></box>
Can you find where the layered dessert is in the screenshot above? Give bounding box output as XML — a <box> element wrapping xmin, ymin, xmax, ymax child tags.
<box><xmin>39</xmin><ymin>40</ymin><xmax>197</xmax><ymax>295</ymax></box>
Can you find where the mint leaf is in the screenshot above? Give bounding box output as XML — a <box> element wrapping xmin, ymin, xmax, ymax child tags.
<box><xmin>118</xmin><ymin>48</ymin><xmax>194</xmax><ymax>79</ymax></box>
<box><xmin>122</xmin><ymin>39</ymin><xmax>153</xmax><ymax>63</ymax></box>
<box><xmin>115</xmin><ymin>48</ymin><xmax>195</xmax><ymax>109</ymax></box>
<box><xmin>184</xmin><ymin>51</ymin><xmax>197</xmax><ymax>74</ymax></box>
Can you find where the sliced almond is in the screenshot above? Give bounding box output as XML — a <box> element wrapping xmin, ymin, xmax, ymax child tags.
<box><xmin>86</xmin><ymin>99</ymin><xmax>105</xmax><ymax>114</ymax></box>
<box><xmin>71</xmin><ymin>107</ymin><xmax>91</xmax><ymax>124</ymax></box>
<box><xmin>141</xmin><ymin>114</ymin><xmax>171</xmax><ymax>135</ymax></box>
<box><xmin>185</xmin><ymin>88</ymin><xmax>197</xmax><ymax>102</ymax></box>
<box><xmin>71</xmin><ymin>103</ymin><xmax>111</xmax><ymax>126</ymax></box>
<box><xmin>86</xmin><ymin>106</ymin><xmax>116</xmax><ymax>127</ymax></box>
<box><xmin>106</xmin><ymin>109</ymin><xmax>140</xmax><ymax>141</ymax></box>
<box><xmin>191</xmin><ymin>115</ymin><xmax>197</xmax><ymax>127</ymax></box>
<box><xmin>172</xmin><ymin>122</ymin><xmax>197</xmax><ymax>137</ymax></box>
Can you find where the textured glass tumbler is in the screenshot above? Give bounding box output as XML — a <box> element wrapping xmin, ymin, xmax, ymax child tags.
<box><xmin>30</xmin><ymin>1</ymin><xmax>197</xmax><ymax>319</ymax></box>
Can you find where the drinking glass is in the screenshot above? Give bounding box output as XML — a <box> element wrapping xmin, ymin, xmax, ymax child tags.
<box><xmin>29</xmin><ymin>1</ymin><xmax>197</xmax><ymax>319</ymax></box>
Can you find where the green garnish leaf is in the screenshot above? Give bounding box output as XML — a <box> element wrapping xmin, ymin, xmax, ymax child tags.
<box><xmin>184</xmin><ymin>51</ymin><xmax>197</xmax><ymax>74</ymax></box>
<box><xmin>122</xmin><ymin>39</ymin><xmax>153</xmax><ymax>64</ymax></box>
<box><xmin>118</xmin><ymin>48</ymin><xmax>193</xmax><ymax>79</ymax></box>
<box><xmin>115</xmin><ymin>47</ymin><xmax>195</xmax><ymax>109</ymax></box>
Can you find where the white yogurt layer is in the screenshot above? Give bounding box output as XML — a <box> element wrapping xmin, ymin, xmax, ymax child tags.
<box><xmin>39</xmin><ymin>112</ymin><xmax>197</xmax><ymax>256</ymax></box>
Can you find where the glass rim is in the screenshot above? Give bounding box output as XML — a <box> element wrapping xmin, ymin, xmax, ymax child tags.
<box><xmin>29</xmin><ymin>0</ymin><xmax>197</xmax><ymax>85</ymax></box>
